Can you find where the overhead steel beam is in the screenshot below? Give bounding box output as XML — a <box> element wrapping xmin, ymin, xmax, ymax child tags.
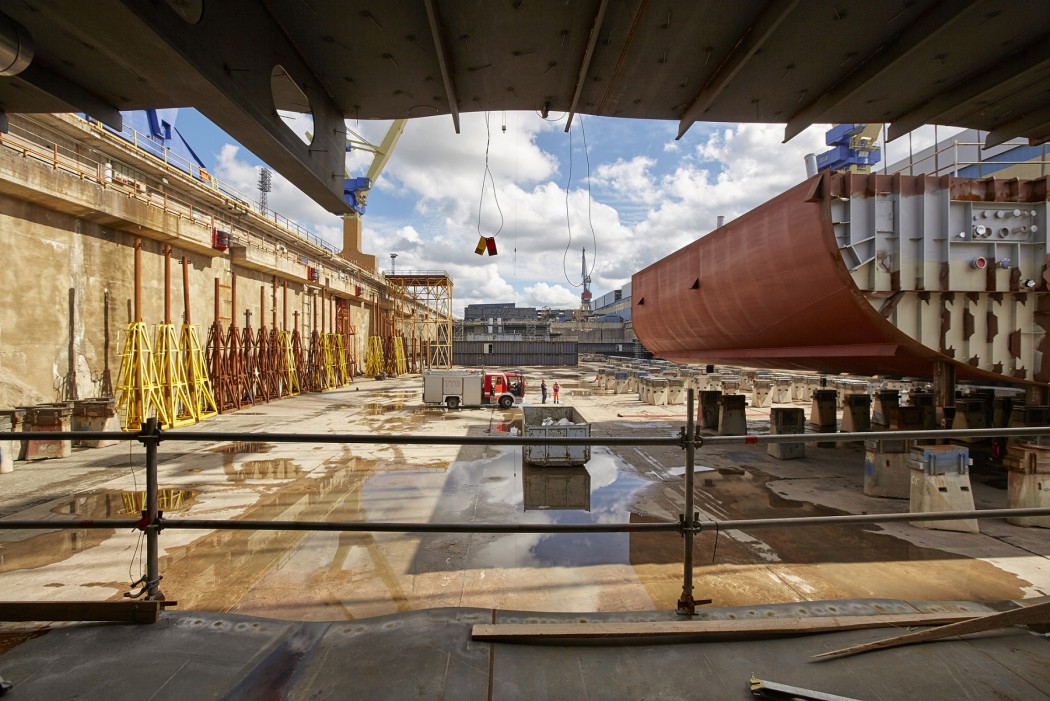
<box><xmin>565</xmin><ymin>0</ymin><xmax>609</xmax><ymax>132</ymax></box>
<box><xmin>677</xmin><ymin>0</ymin><xmax>799</xmax><ymax>140</ymax></box>
<box><xmin>888</xmin><ymin>34</ymin><xmax>1050</xmax><ymax>141</ymax></box>
<box><xmin>16</xmin><ymin>63</ymin><xmax>122</xmax><ymax>130</ymax></box>
<box><xmin>785</xmin><ymin>0</ymin><xmax>982</xmax><ymax>142</ymax></box>
<box><xmin>594</xmin><ymin>0</ymin><xmax>650</xmax><ymax>116</ymax></box>
<box><xmin>119</xmin><ymin>0</ymin><xmax>350</xmax><ymax>214</ymax></box>
<box><xmin>424</xmin><ymin>0</ymin><xmax>460</xmax><ymax>134</ymax></box>
<box><xmin>985</xmin><ymin>101</ymin><xmax>1050</xmax><ymax>149</ymax></box>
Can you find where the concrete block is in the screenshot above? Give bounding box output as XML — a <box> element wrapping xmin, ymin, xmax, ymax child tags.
<box><xmin>952</xmin><ymin>398</ymin><xmax>988</xmax><ymax>443</ymax></box>
<box><xmin>651</xmin><ymin>379</ymin><xmax>669</xmax><ymax>406</ymax></box>
<box><xmin>73</xmin><ymin>398</ymin><xmax>121</xmax><ymax>447</ymax></box>
<box><xmin>0</xmin><ymin>415</ymin><xmax>13</xmax><ymax>474</ymax></box>
<box><xmin>908</xmin><ymin>445</ymin><xmax>977</xmax><ymax>533</ymax></box>
<box><xmin>840</xmin><ymin>394</ymin><xmax>871</xmax><ymax>434</ymax></box>
<box><xmin>699</xmin><ymin>390</ymin><xmax>721</xmax><ymax>429</ymax></box>
<box><xmin>863</xmin><ymin>448</ymin><xmax>911</xmax><ymax>498</ymax></box>
<box><xmin>908</xmin><ymin>471</ymin><xmax>979</xmax><ymax>533</ymax></box>
<box><xmin>667</xmin><ymin>379</ymin><xmax>685</xmax><ymax>405</ymax></box>
<box><xmin>25</xmin><ymin>406</ymin><xmax>73</xmax><ymax>460</ymax></box>
<box><xmin>718</xmin><ymin>394</ymin><xmax>747</xmax><ymax>436</ymax></box>
<box><xmin>1006</xmin><ymin>472</ymin><xmax>1050</xmax><ymax>527</ymax></box>
<box><xmin>1003</xmin><ymin>443</ymin><xmax>1050</xmax><ymax>527</ymax></box>
<box><xmin>809</xmin><ymin>390</ymin><xmax>838</xmax><ymax>430</ymax></box>
<box><xmin>751</xmin><ymin>379</ymin><xmax>772</xmax><ymax>408</ymax></box>
<box><xmin>872</xmin><ymin>390</ymin><xmax>899</xmax><ymax>428</ymax></box>
<box><xmin>768</xmin><ymin>407</ymin><xmax>805</xmax><ymax>460</ymax></box>
<box><xmin>772</xmin><ymin>378</ymin><xmax>792</xmax><ymax>404</ymax></box>
<box><xmin>0</xmin><ymin>409</ymin><xmax>28</xmax><ymax>461</ymax></box>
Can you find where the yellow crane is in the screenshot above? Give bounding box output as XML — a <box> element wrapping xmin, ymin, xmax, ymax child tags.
<box><xmin>340</xmin><ymin>119</ymin><xmax>407</xmax><ymax>271</ymax></box>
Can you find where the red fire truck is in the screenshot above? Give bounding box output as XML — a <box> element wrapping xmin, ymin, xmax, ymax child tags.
<box><xmin>422</xmin><ymin>369</ymin><xmax>526</xmax><ymax>409</ymax></box>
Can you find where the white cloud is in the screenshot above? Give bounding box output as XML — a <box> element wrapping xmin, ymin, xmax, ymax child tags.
<box><xmin>206</xmin><ymin>113</ymin><xmax>937</xmax><ymax>317</ymax></box>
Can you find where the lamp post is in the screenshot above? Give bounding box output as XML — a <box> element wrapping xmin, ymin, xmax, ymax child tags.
<box><xmin>390</xmin><ymin>253</ymin><xmax>398</xmax><ymax>274</ymax></box>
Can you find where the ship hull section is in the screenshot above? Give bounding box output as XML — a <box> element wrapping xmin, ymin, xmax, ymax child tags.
<box><xmin>632</xmin><ymin>172</ymin><xmax>1050</xmax><ymax>385</ymax></box>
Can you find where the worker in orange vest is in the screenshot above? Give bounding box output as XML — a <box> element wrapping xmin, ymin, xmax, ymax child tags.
<box><xmin>552</xmin><ymin>382</ymin><xmax>560</xmax><ymax>404</ymax></box>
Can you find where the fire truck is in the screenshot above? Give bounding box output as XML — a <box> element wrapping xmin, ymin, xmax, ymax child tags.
<box><xmin>422</xmin><ymin>369</ymin><xmax>526</xmax><ymax>409</ymax></box>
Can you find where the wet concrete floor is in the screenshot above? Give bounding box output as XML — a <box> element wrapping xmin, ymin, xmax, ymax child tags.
<box><xmin>0</xmin><ymin>365</ymin><xmax>1048</xmax><ymax>621</ymax></box>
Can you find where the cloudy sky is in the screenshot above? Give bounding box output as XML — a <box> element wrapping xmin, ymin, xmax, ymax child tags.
<box><xmin>176</xmin><ymin>109</ymin><xmax>954</xmax><ymax>317</ymax></box>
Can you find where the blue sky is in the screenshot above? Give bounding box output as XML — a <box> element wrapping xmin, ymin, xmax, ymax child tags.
<box><xmin>172</xmin><ymin>108</ymin><xmax>953</xmax><ymax>316</ymax></box>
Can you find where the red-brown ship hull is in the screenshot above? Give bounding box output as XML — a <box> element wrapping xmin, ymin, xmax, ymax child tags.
<box><xmin>631</xmin><ymin>172</ymin><xmax>1050</xmax><ymax>385</ymax></box>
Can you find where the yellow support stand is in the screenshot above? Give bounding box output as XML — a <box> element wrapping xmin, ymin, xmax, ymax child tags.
<box><xmin>321</xmin><ymin>332</ymin><xmax>337</xmax><ymax>388</ymax></box>
<box><xmin>180</xmin><ymin>323</ymin><xmax>218</xmax><ymax>420</ymax></box>
<box><xmin>334</xmin><ymin>334</ymin><xmax>351</xmax><ymax>385</ymax></box>
<box><xmin>365</xmin><ymin>336</ymin><xmax>385</xmax><ymax>377</ymax></box>
<box><xmin>279</xmin><ymin>329</ymin><xmax>300</xmax><ymax>396</ymax></box>
<box><xmin>155</xmin><ymin>323</ymin><xmax>197</xmax><ymax>427</ymax></box>
<box><xmin>393</xmin><ymin>336</ymin><xmax>408</xmax><ymax>376</ymax></box>
<box><xmin>115</xmin><ymin>321</ymin><xmax>171</xmax><ymax>431</ymax></box>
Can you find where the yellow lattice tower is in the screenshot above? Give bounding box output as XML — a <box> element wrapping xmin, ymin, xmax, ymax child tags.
<box><xmin>180</xmin><ymin>323</ymin><xmax>218</xmax><ymax>420</ymax></box>
<box><xmin>116</xmin><ymin>322</ymin><xmax>171</xmax><ymax>431</ymax></box>
<box><xmin>389</xmin><ymin>271</ymin><xmax>453</xmax><ymax>369</ymax></box>
<box><xmin>279</xmin><ymin>329</ymin><xmax>300</xmax><ymax>396</ymax></box>
<box><xmin>155</xmin><ymin>323</ymin><xmax>196</xmax><ymax>427</ymax></box>
<box><xmin>365</xmin><ymin>336</ymin><xmax>385</xmax><ymax>376</ymax></box>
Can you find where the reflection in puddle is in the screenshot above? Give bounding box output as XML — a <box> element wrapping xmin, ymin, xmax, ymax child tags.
<box><xmin>522</xmin><ymin>466</ymin><xmax>590</xmax><ymax>511</ymax></box>
<box><xmin>224</xmin><ymin>458</ymin><xmax>303</xmax><ymax>482</ymax></box>
<box><xmin>0</xmin><ymin>488</ymin><xmax>195</xmax><ymax>574</ymax></box>
<box><xmin>160</xmin><ymin>456</ymin><xmax>389</xmax><ymax>613</ymax></box>
<box><xmin>52</xmin><ymin>488</ymin><xmax>197</xmax><ymax>518</ymax></box>
<box><xmin>408</xmin><ymin>447</ymin><xmax>670</xmax><ymax>571</ymax></box>
<box><xmin>210</xmin><ymin>442</ymin><xmax>274</xmax><ymax>455</ymax></box>
<box><xmin>360</xmin><ymin>401</ymin><xmax>407</xmax><ymax>415</ymax></box>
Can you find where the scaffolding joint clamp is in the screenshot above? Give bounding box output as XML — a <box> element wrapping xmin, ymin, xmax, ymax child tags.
<box><xmin>134</xmin><ymin>510</ymin><xmax>165</xmax><ymax>532</ymax></box>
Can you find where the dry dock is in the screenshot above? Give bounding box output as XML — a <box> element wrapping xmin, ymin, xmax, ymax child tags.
<box><xmin>1</xmin><ymin>363</ymin><xmax>1049</xmax><ymax>698</ymax></box>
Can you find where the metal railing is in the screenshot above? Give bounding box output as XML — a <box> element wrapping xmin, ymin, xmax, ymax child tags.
<box><xmin>0</xmin><ymin>115</ymin><xmax>341</xmax><ymax>255</ymax></box>
<box><xmin>894</xmin><ymin>139</ymin><xmax>1050</xmax><ymax>178</ymax></box>
<box><xmin>3</xmin><ymin>391</ymin><xmax>1050</xmax><ymax>618</ymax></box>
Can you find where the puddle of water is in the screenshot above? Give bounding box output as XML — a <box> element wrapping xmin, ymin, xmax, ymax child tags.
<box><xmin>210</xmin><ymin>441</ymin><xmax>274</xmax><ymax>455</ymax></box>
<box><xmin>159</xmin><ymin>457</ymin><xmax>382</xmax><ymax>611</ymax></box>
<box><xmin>667</xmin><ymin>465</ymin><xmax>716</xmax><ymax>477</ymax></box>
<box><xmin>224</xmin><ymin>458</ymin><xmax>303</xmax><ymax>482</ymax></box>
<box><xmin>0</xmin><ymin>488</ymin><xmax>196</xmax><ymax>573</ymax></box>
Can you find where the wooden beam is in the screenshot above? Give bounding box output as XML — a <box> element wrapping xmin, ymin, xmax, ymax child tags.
<box><xmin>565</xmin><ymin>0</ymin><xmax>610</xmax><ymax>132</ymax></box>
<box><xmin>814</xmin><ymin>599</ymin><xmax>1050</xmax><ymax>660</ymax></box>
<box><xmin>985</xmin><ymin>101</ymin><xmax>1050</xmax><ymax>148</ymax></box>
<box><xmin>423</xmin><ymin>0</ymin><xmax>460</xmax><ymax>134</ymax></box>
<box><xmin>594</xmin><ymin>0</ymin><xmax>650</xmax><ymax>116</ymax></box>
<box><xmin>678</xmin><ymin>0</ymin><xmax>799</xmax><ymax>140</ymax></box>
<box><xmin>785</xmin><ymin>0</ymin><xmax>982</xmax><ymax>142</ymax></box>
<box><xmin>0</xmin><ymin>600</ymin><xmax>166</xmax><ymax>624</ymax></box>
<box><xmin>472</xmin><ymin>612</ymin><xmax>981</xmax><ymax>643</ymax></box>
<box><xmin>889</xmin><ymin>32</ymin><xmax>1050</xmax><ymax>141</ymax></box>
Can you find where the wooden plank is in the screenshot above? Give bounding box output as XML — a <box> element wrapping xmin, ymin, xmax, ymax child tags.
<box><xmin>0</xmin><ymin>601</ymin><xmax>163</xmax><ymax>624</ymax></box>
<box><xmin>813</xmin><ymin>599</ymin><xmax>1050</xmax><ymax>660</ymax></box>
<box><xmin>471</xmin><ymin>612</ymin><xmax>982</xmax><ymax>643</ymax></box>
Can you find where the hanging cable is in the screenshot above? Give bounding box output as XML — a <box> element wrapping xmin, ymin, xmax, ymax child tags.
<box><xmin>562</xmin><ymin>118</ymin><xmax>577</xmax><ymax>287</ymax></box>
<box><xmin>562</xmin><ymin>116</ymin><xmax>599</xmax><ymax>288</ymax></box>
<box><xmin>475</xmin><ymin>112</ymin><xmax>504</xmax><ymax>255</ymax></box>
<box><xmin>579</xmin><ymin>115</ymin><xmax>598</xmax><ymax>280</ymax></box>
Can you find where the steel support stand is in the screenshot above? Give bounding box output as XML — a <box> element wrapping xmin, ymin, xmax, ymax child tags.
<box><xmin>677</xmin><ymin>389</ymin><xmax>708</xmax><ymax>615</ymax></box>
<box><xmin>138</xmin><ymin>418</ymin><xmax>164</xmax><ymax>601</ymax></box>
